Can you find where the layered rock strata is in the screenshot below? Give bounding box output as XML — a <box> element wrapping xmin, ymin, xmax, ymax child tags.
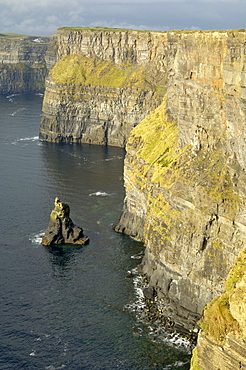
<box><xmin>40</xmin><ymin>77</ymin><xmax>162</xmax><ymax>146</ymax></box>
<box><xmin>39</xmin><ymin>28</ymin><xmax>169</xmax><ymax>146</ymax></box>
<box><xmin>42</xmin><ymin>197</ymin><xmax>89</xmax><ymax>246</ymax></box>
<box><xmin>190</xmin><ymin>247</ymin><xmax>246</xmax><ymax>369</ymax></box>
<box><xmin>115</xmin><ymin>30</ymin><xmax>246</xmax><ymax>335</ymax></box>
<box><xmin>0</xmin><ymin>34</ymin><xmax>57</xmax><ymax>93</ymax></box>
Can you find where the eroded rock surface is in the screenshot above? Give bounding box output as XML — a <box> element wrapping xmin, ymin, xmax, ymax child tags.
<box><xmin>0</xmin><ymin>34</ymin><xmax>57</xmax><ymax>94</ymax></box>
<box><xmin>39</xmin><ymin>28</ymin><xmax>168</xmax><ymax>147</ymax></box>
<box><xmin>115</xmin><ymin>31</ymin><xmax>246</xmax><ymax>335</ymax></box>
<box><xmin>42</xmin><ymin>197</ymin><xmax>89</xmax><ymax>246</ymax></box>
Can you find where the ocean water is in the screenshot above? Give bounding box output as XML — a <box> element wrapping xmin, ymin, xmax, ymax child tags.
<box><xmin>0</xmin><ymin>93</ymin><xmax>191</xmax><ymax>369</ymax></box>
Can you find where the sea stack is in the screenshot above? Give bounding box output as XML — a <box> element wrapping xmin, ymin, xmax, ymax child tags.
<box><xmin>42</xmin><ymin>197</ymin><xmax>89</xmax><ymax>246</ymax></box>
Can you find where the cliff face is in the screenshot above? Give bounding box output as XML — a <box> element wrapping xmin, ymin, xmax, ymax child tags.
<box><xmin>190</xmin><ymin>246</ymin><xmax>246</xmax><ymax>369</ymax></box>
<box><xmin>39</xmin><ymin>28</ymin><xmax>246</xmax><ymax>362</ymax></box>
<box><xmin>0</xmin><ymin>34</ymin><xmax>57</xmax><ymax>93</ymax></box>
<box><xmin>115</xmin><ymin>30</ymin><xmax>246</xmax><ymax>336</ymax></box>
<box><xmin>39</xmin><ymin>28</ymin><xmax>169</xmax><ymax>146</ymax></box>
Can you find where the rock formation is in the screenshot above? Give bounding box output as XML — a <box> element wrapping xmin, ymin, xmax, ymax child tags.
<box><xmin>190</xmin><ymin>246</ymin><xmax>246</xmax><ymax>369</ymax></box>
<box><xmin>39</xmin><ymin>28</ymin><xmax>168</xmax><ymax>146</ymax></box>
<box><xmin>37</xmin><ymin>27</ymin><xmax>246</xmax><ymax>367</ymax></box>
<box><xmin>0</xmin><ymin>34</ymin><xmax>57</xmax><ymax>94</ymax></box>
<box><xmin>42</xmin><ymin>197</ymin><xmax>89</xmax><ymax>246</ymax></box>
<box><xmin>114</xmin><ymin>30</ymin><xmax>246</xmax><ymax>336</ymax></box>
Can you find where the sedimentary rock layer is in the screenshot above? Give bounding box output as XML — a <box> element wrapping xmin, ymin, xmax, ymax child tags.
<box><xmin>0</xmin><ymin>34</ymin><xmax>57</xmax><ymax>93</ymax></box>
<box><xmin>39</xmin><ymin>28</ymin><xmax>168</xmax><ymax>146</ymax></box>
<box><xmin>40</xmin><ymin>76</ymin><xmax>162</xmax><ymax>146</ymax></box>
<box><xmin>115</xmin><ymin>30</ymin><xmax>246</xmax><ymax>335</ymax></box>
<box><xmin>39</xmin><ymin>28</ymin><xmax>246</xmax><ymax>364</ymax></box>
<box><xmin>190</xmin><ymin>247</ymin><xmax>246</xmax><ymax>369</ymax></box>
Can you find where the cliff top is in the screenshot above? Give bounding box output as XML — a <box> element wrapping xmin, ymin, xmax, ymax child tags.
<box><xmin>0</xmin><ymin>33</ymin><xmax>50</xmax><ymax>43</ymax></box>
<box><xmin>58</xmin><ymin>26</ymin><xmax>154</xmax><ymax>33</ymax></box>
<box><xmin>58</xmin><ymin>26</ymin><xmax>246</xmax><ymax>35</ymax></box>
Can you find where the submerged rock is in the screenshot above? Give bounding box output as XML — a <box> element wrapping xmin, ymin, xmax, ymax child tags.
<box><xmin>42</xmin><ymin>197</ymin><xmax>89</xmax><ymax>246</ymax></box>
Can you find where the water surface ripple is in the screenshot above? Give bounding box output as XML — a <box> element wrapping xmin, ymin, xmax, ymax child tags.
<box><xmin>0</xmin><ymin>94</ymin><xmax>190</xmax><ymax>369</ymax></box>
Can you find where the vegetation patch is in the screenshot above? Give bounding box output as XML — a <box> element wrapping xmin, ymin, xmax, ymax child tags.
<box><xmin>50</xmin><ymin>54</ymin><xmax>165</xmax><ymax>93</ymax></box>
<box><xmin>198</xmin><ymin>247</ymin><xmax>246</xmax><ymax>345</ymax></box>
<box><xmin>58</xmin><ymin>26</ymin><xmax>152</xmax><ymax>33</ymax></box>
<box><xmin>0</xmin><ymin>33</ymin><xmax>29</xmax><ymax>39</ymax></box>
<box><xmin>199</xmin><ymin>292</ymin><xmax>240</xmax><ymax>344</ymax></box>
<box><xmin>127</xmin><ymin>98</ymin><xmax>179</xmax><ymax>184</ymax></box>
<box><xmin>190</xmin><ymin>347</ymin><xmax>201</xmax><ymax>370</ymax></box>
<box><xmin>225</xmin><ymin>246</ymin><xmax>246</xmax><ymax>291</ymax></box>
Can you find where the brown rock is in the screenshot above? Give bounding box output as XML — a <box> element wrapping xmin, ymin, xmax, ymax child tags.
<box><xmin>42</xmin><ymin>197</ymin><xmax>89</xmax><ymax>246</ymax></box>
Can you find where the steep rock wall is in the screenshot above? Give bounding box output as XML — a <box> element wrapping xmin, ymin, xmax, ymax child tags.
<box><xmin>115</xmin><ymin>30</ymin><xmax>246</xmax><ymax>334</ymax></box>
<box><xmin>39</xmin><ymin>28</ymin><xmax>169</xmax><ymax>146</ymax></box>
<box><xmin>190</xmin><ymin>246</ymin><xmax>246</xmax><ymax>369</ymax></box>
<box><xmin>40</xmin><ymin>76</ymin><xmax>160</xmax><ymax>146</ymax></box>
<box><xmin>0</xmin><ymin>34</ymin><xmax>57</xmax><ymax>93</ymax></box>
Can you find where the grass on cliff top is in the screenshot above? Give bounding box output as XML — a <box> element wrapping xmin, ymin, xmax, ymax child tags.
<box><xmin>58</xmin><ymin>26</ymin><xmax>152</xmax><ymax>33</ymax></box>
<box><xmin>0</xmin><ymin>33</ymin><xmax>29</xmax><ymax>39</ymax></box>
<box><xmin>127</xmin><ymin>98</ymin><xmax>179</xmax><ymax>184</ymax></box>
<box><xmin>58</xmin><ymin>27</ymin><xmax>246</xmax><ymax>35</ymax></box>
<box><xmin>50</xmin><ymin>54</ymin><xmax>164</xmax><ymax>91</ymax></box>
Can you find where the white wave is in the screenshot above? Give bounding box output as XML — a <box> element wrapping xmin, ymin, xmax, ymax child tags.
<box><xmin>45</xmin><ymin>365</ymin><xmax>66</xmax><ymax>369</ymax></box>
<box><xmin>19</xmin><ymin>136</ymin><xmax>39</xmax><ymax>141</ymax></box>
<box><xmin>126</xmin><ymin>271</ymin><xmax>192</xmax><ymax>352</ymax></box>
<box><xmin>104</xmin><ymin>156</ymin><xmax>123</xmax><ymax>161</ymax></box>
<box><xmin>29</xmin><ymin>231</ymin><xmax>44</xmax><ymax>245</ymax></box>
<box><xmin>131</xmin><ymin>252</ymin><xmax>144</xmax><ymax>259</ymax></box>
<box><xmin>10</xmin><ymin>107</ymin><xmax>26</xmax><ymax>116</ymax></box>
<box><xmin>89</xmin><ymin>191</ymin><xmax>111</xmax><ymax>197</ymax></box>
<box><xmin>11</xmin><ymin>136</ymin><xmax>39</xmax><ymax>144</ymax></box>
<box><xmin>6</xmin><ymin>93</ymin><xmax>20</xmax><ymax>99</ymax></box>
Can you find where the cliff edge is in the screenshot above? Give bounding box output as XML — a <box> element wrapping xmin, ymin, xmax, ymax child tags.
<box><xmin>0</xmin><ymin>33</ymin><xmax>57</xmax><ymax>94</ymax></box>
<box><xmin>115</xmin><ymin>30</ymin><xmax>246</xmax><ymax>337</ymax></box>
<box><xmin>39</xmin><ymin>28</ymin><xmax>168</xmax><ymax>146</ymax></box>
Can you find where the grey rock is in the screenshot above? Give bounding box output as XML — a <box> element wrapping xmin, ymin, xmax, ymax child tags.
<box><xmin>42</xmin><ymin>197</ymin><xmax>89</xmax><ymax>246</ymax></box>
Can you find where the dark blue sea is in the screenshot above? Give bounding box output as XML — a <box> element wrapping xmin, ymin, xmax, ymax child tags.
<box><xmin>0</xmin><ymin>93</ymin><xmax>191</xmax><ymax>369</ymax></box>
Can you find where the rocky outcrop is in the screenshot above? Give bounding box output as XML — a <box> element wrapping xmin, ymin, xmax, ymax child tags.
<box><xmin>39</xmin><ymin>28</ymin><xmax>169</xmax><ymax>146</ymax></box>
<box><xmin>42</xmin><ymin>197</ymin><xmax>89</xmax><ymax>246</ymax></box>
<box><xmin>0</xmin><ymin>34</ymin><xmax>57</xmax><ymax>93</ymax></box>
<box><xmin>39</xmin><ymin>77</ymin><xmax>162</xmax><ymax>146</ymax></box>
<box><xmin>115</xmin><ymin>30</ymin><xmax>246</xmax><ymax>335</ymax></box>
<box><xmin>190</xmin><ymin>246</ymin><xmax>246</xmax><ymax>369</ymax></box>
<box><xmin>39</xmin><ymin>28</ymin><xmax>246</xmax><ymax>355</ymax></box>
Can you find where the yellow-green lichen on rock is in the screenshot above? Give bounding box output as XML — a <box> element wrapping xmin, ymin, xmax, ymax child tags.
<box><xmin>127</xmin><ymin>97</ymin><xmax>179</xmax><ymax>185</ymax></box>
<box><xmin>50</xmin><ymin>54</ymin><xmax>165</xmax><ymax>93</ymax></box>
<box><xmin>190</xmin><ymin>246</ymin><xmax>246</xmax><ymax>369</ymax></box>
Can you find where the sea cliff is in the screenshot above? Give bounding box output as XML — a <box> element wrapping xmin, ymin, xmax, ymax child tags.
<box><xmin>115</xmin><ymin>30</ymin><xmax>246</xmax><ymax>337</ymax></box>
<box><xmin>190</xmin><ymin>245</ymin><xmax>246</xmax><ymax>369</ymax></box>
<box><xmin>0</xmin><ymin>33</ymin><xmax>57</xmax><ymax>93</ymax></box>
<box><xmin>39</xmin><ymin>28</ymin><xmax>168</xmax><ymax>146</ymax></box>
<box><xmin>38</xmin><ymin>28</ymin><xmax>246</xmax><ymax>367</ymax></box>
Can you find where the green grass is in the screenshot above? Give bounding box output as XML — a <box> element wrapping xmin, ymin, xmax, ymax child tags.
<box><xmin>50</xmin><ymin>54</ymin><xmax>165</xmax><ymax>92</ymax></box>
<box><xmin>128</xmin><ymin>98</ymin><xmax>178</xmax><ymax>179</ymax></box>
<box><xmin>58</xmin><ymin>27</ymin><xmax>246</xmax><ymax>35</ymax></box>
<box><xmin>0</xmin><ymin>33</ymin><xmax>29</xmax><ymax>39</ymax></box>
<box><xmin>199</xmin><ymin>292</ymin><xmax>240</xmax><ymax>344</ymax></box>
<box><xmin>58</xmin><ymin>26</ymin><xmax>153</xmax><ymax>33</ymax></box>
<box><xmin>225</xmin><ymin>246</ymin><xmax>246</xmax><ymax>292</ymax></box>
